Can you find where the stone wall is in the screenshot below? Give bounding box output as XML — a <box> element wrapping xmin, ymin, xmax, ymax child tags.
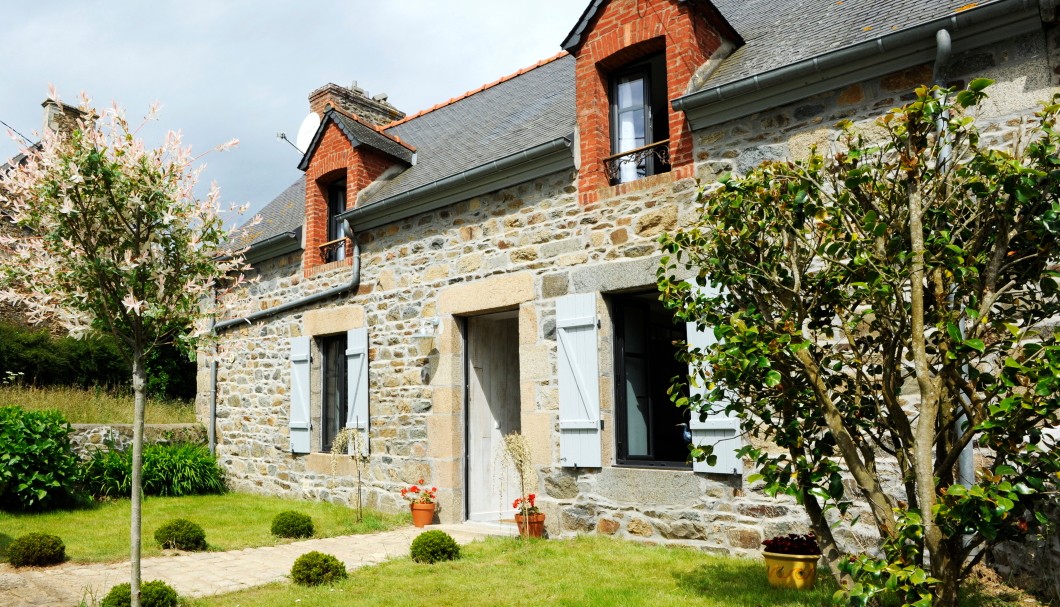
<box><xmin>199</xmin><ymin>29</ymin><xmax>1060</xmax><ymax>557</ymax></box>
<box><xmin>69</xmin><ymin>423</ymin><xmax>207</xmax><ymax>459</ymax></box>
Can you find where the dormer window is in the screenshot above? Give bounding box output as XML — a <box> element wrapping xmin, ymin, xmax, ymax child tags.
<box><xmin>607</xmin><ymin>54</ymin><xmax>670</xmax><ymax>185</ymax></box>
<box><xmin>324</xmin><ymin>180</ymin><xmax>347</xmax><ymax>263</ymax></box>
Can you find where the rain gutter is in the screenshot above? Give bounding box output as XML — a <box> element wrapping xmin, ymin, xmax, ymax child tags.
<box><xmin>671</xmin><ymin>0</ymin><xmax>1043</xmax><ymax>130</ymax></box>
<box><xmin>339</xmin><ymin>135</ymin><xmax>574</xmax><ymax>231</ymax></box>
<box><xmin>242</xmin><ymin>229</ymin><xmax>302</xmax><ymax>265</ymax></box>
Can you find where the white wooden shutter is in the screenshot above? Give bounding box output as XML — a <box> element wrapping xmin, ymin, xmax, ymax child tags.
<box><xmin>289</xmin><ymin>336</ymin><xmax>311</xmax><ymax>454</ymax></box>
<box><xmin>686</xmin><ymin>286</ymin><xmax>743</xmax><ymax>475</ymax></box>
<box><xmin>557</xmin><ymin>293</ymin><xmax>602</xmax><ymax>468</ymax></box>
<box><xmin>345</xmin><ymin>327</ymin><xmax>369</xmax><ymax>457</ymax></box>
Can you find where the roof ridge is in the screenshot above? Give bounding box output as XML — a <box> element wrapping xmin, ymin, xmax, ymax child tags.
<box><xmin>383</xmin><ymin>51</ymin><xmax>570</xmax><ymax>130</ymax></box>
<box><xmin>329</xmin><ymin>106</ymin><xmax>417</xmax><ymax>152</ymax></box>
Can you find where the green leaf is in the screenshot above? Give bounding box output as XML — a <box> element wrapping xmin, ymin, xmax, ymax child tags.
<box><xmin>764</xmin><ymin>370</ymin><xmax>783</xmax><ymax>387</ymax></box>
<box><xmin>969</xmin><ymin>78</ymin><xmax>995</xmax><ymax>92</ymax></box>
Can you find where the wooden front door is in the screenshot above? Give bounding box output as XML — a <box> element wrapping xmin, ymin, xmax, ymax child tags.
<box><xmin>466</xmin><ymin>313</ymin><xmax>521</xmax><ymax>523</ymax></box>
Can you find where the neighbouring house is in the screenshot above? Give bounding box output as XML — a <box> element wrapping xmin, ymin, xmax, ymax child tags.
<box><xmin>0</xmin><ymin>100</ymin><xmax>83</xmax><ymax>329</ymax></box>
<box><xmin>201</xmin><ymin>0</ymin><xmax>1060</xmax><ymax>553</ymax></box>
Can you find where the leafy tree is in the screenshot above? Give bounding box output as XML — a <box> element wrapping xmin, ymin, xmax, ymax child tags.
<box><xmin>659</xmin><ymin>81</ymin><xmax>1060</xmax><ymax>607</ymax></box>
<box><xmin>0</xmin><ymin>91</ymin><xmax>249</xmax><ymax>607</ymax></box>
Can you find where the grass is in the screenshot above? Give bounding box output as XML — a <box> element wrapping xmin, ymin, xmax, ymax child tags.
<box><xmin>0</xmin><ymin>493</ymin><xmax>406</xmax><ymax>563</ymax></box>
<box><xmin>0</xmin><ymin>385</ymin><xmax>195</xmax><ymax>424</ymax></box>
<box><xmin>188</xmin><ymin>535</ymin><xmax>840</xmax><ymax>607</ymax></box>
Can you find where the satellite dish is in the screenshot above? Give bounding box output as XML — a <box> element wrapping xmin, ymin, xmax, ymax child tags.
<box><xmin>295</xmin><ymin>112</ymin><xmax>321</xmax><ymax>153</ymax></box>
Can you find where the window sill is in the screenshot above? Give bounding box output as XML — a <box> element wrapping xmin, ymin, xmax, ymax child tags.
<box><xmin>579</xmin><ymin>163</ymin><xmax>696</xmax><ymax>205</ymax></box>
<box><xmin>304</xmin><ymin>257</ymin><xmax>353</xmax><ymax>279</ymax></box>
<box><xmin>614</xmin><ymin>461</ymin><xmax>692</xmax><ymax>471</ymax></box>
<box><xmin>305</xmin><ymin>452</ymin><xmax>359</xmax><ymax>476</ymax></box>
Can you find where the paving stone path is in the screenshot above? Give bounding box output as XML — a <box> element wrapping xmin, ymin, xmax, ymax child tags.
<box><xmin>0</xmin><ymin>523</ymin><xmax>511</xmax><ymax>607</ymax></box>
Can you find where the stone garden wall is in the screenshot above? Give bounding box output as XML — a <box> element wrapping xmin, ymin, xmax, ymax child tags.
<box><xmin>69</xmin><ymin>423</ymin><xmax>207</xmax><ymax>460</ymax></box>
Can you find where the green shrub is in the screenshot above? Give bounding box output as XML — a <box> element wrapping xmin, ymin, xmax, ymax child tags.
<box><xmin>101</xmin><ymin>580</ymin><xmax>179</xmax><ymax>607</ymax></box>
<box><xmin>0</xmin><ymin>321</ymin><xmax>126</xmax><ymax>390</ymax></box>
<box><xmin>271</xmin><ymin>510</ymin><xmax>314</xmax><ymax>538</ymax></box>
<box><xmin>153</xmin><ymin>518</ymin><xmax>206</xmax><ymax>551</ymax></box>
<box><xmin>0</xmin><ymin>321</ymin><xmax>193</xmax><ymax>399</ymax></box>
<box><xmin>409</xmin><ymin>530</ymin><xmax>460</xmax><ymax>564</ymax></box>
<box><xmin>83</xmin><ymin>443</ymin><xmax>225</xmax><ymax>498</ymax></box>
<box><xmin>0</xmin><ymin>406</ymin><xmax>81</xmax><ymax>511</ymax></box>
<box><xmin>7</xmin><ymin>532</ymin><xmax>66</xmax><ymax>567</ymax></box>
<box><xmin>290</xmin><ymin>551</ymin><xmax>348</xmax><ymax>586</ymax></box>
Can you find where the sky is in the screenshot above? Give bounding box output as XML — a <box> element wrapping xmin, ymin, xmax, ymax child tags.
<box><xmin>0</xmin><ymin>1</ymin><xmax>588</xmax><ymax>219</ymax></box>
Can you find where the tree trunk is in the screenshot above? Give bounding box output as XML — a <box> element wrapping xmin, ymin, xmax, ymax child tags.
<box><xmin>130</xmin><ymin>351</ymin><xmax>146</xmax><ymax>607</ymax></box>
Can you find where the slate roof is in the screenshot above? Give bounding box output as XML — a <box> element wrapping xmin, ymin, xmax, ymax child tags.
<box><xmin>233</xmin><ymin>176</ymin><xmax>304</xmax><ymax>250</ymax></box>
<box><xmin>701</xmin><ymin>0</ymin><xmax>1005</xmax><ymax>91</ymax></box>
<box><xmin>361</xmin><ymin>53</ymin><xmax>575</xmax><ymax>206</ymax></box>
<box><xmin>239</xmin><ymin>0</ymin><xmax>1009</xmax><ymax>253</ymax></box>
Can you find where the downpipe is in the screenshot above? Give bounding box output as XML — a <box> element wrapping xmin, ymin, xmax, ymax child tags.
<box><xmin>207</xmin><ymin>221</ymin><xmax>362</xmax><ymax>455</ymax></box>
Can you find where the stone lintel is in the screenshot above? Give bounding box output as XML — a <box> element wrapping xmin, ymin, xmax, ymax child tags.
<box><xmin>303</xmin><ymin>305</ymin><xmax>365</xmax><ymax>336</ymax></box>
<box><xmin>438</xmin><ymin>272</ymin><xmax>534</xmax><ymax>314</ymax></box>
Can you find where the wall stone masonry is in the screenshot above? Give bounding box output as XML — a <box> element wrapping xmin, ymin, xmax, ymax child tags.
<box><xmin>69</xmin><ymin>423</ymin><xmax>207</xmax><ymax>460</ymax></box>
<box><xmin>199</xmin><ymin>28</ymin><xmax>1060</xmax><ymax>563</ymax></box>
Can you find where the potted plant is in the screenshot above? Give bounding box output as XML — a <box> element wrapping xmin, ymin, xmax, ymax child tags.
<box><xmin>400</xmin><ymin>479</ymin><xmax>437</xmax><ymax>528</ymax></box>
<box><xmin>512</xmin><ymin>493</ymin><xmax>545</xmax><ymax>538</ymax></box>
<box><xmin>503</xmin><ymin>432</ymin><xmax>546</xmax><ymax>539</ymax></box>
<box><xmin>761</xmin><ymin>533</ymin><xmax>821</xmax><ymax>589</ymax></box>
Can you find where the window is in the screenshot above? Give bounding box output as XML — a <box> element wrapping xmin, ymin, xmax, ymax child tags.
<box><xmin>612</xmin><ymin>292</ymin><xmax>689</xmax><ymax>467</ymax></box>
<box><xmin>321</xmin><ymin>334</ymin><xmax>347</xmax><ymax>452</ymax></box>
<box><xmin>325</xmin><ymin>180</ymin><xmax>347</xmax><ymax>263</ymax></box>
<box><xmin>607</xmin><ymin>54</ymin><xmax>670</xmax><ymax>185</ymax></box>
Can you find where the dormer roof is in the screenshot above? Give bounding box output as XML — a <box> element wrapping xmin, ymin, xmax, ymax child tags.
<box><xmin>297</xmin><ymin>108</ymin><xmax>415</xmax><ymax>171</ymax></box>
<box><xmin>561</xmin><ymin>0</ymin><xmax>742</xmax><ymax>53</ymax></box>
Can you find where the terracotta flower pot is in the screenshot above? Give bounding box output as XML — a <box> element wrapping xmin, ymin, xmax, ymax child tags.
<box><xmin>514</xmin><ymin>512</ymin><xmax>545</xmax><ymax>538</ymax></box>
<box><xmin>410</xmin><ymin>502</ymin><xmax>435</xmax><ymax>528</ymax></box>
<box><xmin>763</xmin><ymin>551</ymin><xmax>819</xmax><ymax>589</ymax></box>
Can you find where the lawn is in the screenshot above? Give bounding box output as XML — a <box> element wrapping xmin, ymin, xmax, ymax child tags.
<box><xmin>1</xmin><ymin>385</ymin><xmax>195</xmax><ymax>424</ymax></box>
<box><xmin>188</xmin><ymin>535</ymin><xmax>839</xmax><ymax>607</ymax></box>
<box><xmin>0</xmin><ymin>493</ymin><xmax>406</xmax><ymax>563</ymax></box>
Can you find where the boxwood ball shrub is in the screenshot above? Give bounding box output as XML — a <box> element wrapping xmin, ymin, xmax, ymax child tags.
<box><xmin>271</xmin><ymin>510</ymin><xmax>314</xmax><ymax>538</ymax></box>
<box><xmin>101</xmin><ymin>580</ymin><xmax>179</xmax><ymax>607</ymax></box>
<box><xmin>409</xmin><ymin>530</ymin><xmax>460</xmax><ymax>564</ymax></box>
<box><xmin>0</xmin><ymin>406</ymin><xmax>81</xmax><ymax>511</ymax></box>
<box><xmin>7</xmin><ymin>532</ymin><xmax>66</xmax><ymax>567</ymax></box>
<box><xmin>290</xmin><ymin>551</ymin><xmax>348</xmax><ymax>586</ymax></box>
<box><xmin>154</xmin><ymin>518</ymin><xmax>207</xmax><ymax>551</ymax></box>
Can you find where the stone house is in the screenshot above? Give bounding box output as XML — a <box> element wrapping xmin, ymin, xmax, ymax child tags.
<box><xmin>201</xmin><ymin>0</ymin><xmax>1060</xmax><ymax>553</ymax></box>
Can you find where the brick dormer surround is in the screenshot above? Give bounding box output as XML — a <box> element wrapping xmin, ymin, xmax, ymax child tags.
<box><xmin>569</xmin><ymin>0</ymin><xmax>737</xmax><ymax>202</ymax></box>
<box><xmin>303</xmin><ymin>121</ymin><xmax>396</xmax><ymax>276</ymax></box>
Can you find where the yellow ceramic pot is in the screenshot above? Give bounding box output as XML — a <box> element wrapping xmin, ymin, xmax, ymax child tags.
<box><xmin>763</xmin><ymin>551</ymin><xmax>819</xmax><ymax>589</ymax></box>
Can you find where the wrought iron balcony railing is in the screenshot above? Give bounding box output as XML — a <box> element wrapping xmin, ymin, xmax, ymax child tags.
<box><xmin>602</xmin><ymin>139</ymin><xmax>670</xmax><ymax>185</ymax></box>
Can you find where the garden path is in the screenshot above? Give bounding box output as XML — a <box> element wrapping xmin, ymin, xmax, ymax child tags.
<box><xmin>0</xmin><ymin>522</ymin><xmax>512</xmax><ymax>606</ymax></box>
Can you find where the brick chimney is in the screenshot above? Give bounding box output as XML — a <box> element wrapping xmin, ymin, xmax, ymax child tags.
<box><xmin>40</xmin><ymin>99</ymin><xmax>88</xmax><ymax>135</ymax></box>
<box><xmin>308</xmin><ymin>82</ymin><xmax>404</xmax><ymax>127</ymax></box>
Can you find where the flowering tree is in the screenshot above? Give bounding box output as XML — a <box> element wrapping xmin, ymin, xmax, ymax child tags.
<box><xmin>0</xmin><ymin>91</ymin><xmax>251</xmax><ymax>607</ymax></box>
<box><xmin>659</xmin><ymin>82</ymin><xmax>1060</xmax><ymax>607</ymax></box>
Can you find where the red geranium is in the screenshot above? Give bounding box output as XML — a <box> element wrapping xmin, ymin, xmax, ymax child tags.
<box><xmin>512</xmin><ymin>493</ymin><xmax>540</xmax><ymax>515</ymax></box>
<box><xmin>400</xmin><ymin>479</ymin><xmax>437</xmax><ymax>504</ymax></box>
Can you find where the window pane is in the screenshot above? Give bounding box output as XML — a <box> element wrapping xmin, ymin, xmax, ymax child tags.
<box><xmin>322</xmin><ymin>335</ymin><xmax>347</xmax><ymax>451</ymax></box>
<box><xmin>614</xmin><ymin>294</ymin><xmax>689</xmax><ymax>466</ymax></box>
<box><xmin>624</xmin><ymin>356</ymin><xmax>650</xmax><ymax>457</ymax></box>
<box><xmin>617</xmin><ymin>76</ymin><xmax>644</xmax><ymax>109</ymax></box>
<box><xmin>617</xmin><ymin>108</ymin><xmax>645</xmax><ymax>153</ymax></box>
